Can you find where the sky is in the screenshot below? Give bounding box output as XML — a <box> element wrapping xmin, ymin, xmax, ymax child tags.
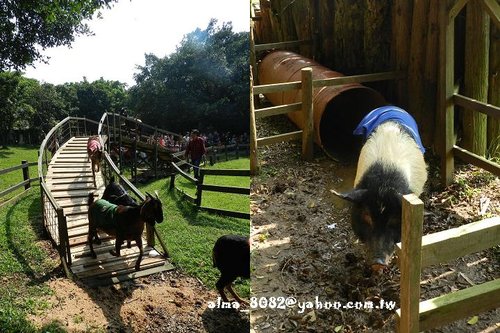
<box><xmin>23</xmin><ymin>0</ymin><xmax>249</xmax><ymax>87</ymax></box>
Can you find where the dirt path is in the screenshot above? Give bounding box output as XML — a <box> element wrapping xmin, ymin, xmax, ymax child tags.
<box><xmin>250</xmin><ymin>118</ymin><xmax>499</xmax><ymax>332</ymax></box>
<box><xmin>30</xmin><ymin>270</ymin><xmax>249</xmax><ymax>333</ymax></box>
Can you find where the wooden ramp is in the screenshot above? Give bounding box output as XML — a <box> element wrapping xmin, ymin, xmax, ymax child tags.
<box><xmin>45</xmin><ymin>137</ymin><xmax>174</xmax><ymax>286</ymax></box>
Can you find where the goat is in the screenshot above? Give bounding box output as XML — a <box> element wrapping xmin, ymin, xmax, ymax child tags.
<box><xmin>102</xmin><ymin>176</ymin><xmax>139</xmax><ymax>248</ymax></box>
<box><xmin>103</xmin><ymin>176</ymin><xmax>138</xmax><ymax>207</ymax></box>
<box><xmin>87</xmin><ymin>135</ymin><xmax>103</xmax><ymax>187</ymax></box>
<box><xmin>212</xmin><ymin>235</ymin><xmax>250</xmax><ymax>305</ymax></box>
<box><xmin>87</xmin><ymin>191</ymin><xmax>163</xmax><ymax>271</ymax></box>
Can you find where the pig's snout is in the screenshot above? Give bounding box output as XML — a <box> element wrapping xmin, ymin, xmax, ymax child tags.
<box><xmin>370</xmin><ymin>258</ymin><xmax>388</xmax><ymax>274</ymax></box>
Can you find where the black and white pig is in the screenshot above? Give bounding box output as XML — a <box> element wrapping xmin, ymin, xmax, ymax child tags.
<box><xmin>333</xmin><ymin>106</ymin><xmax>427</xmax><ymax>273</ymax></box>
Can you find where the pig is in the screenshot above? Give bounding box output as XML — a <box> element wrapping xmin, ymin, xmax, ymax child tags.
<box><xmin>333</xmin><ymin>106</ymin><xmax>427</xmax><ymax>273</ymax></box>
<box><xmin>212</xmin><ymin>234</ymin><xmax>250</xmax><ymax>305</ymax></box>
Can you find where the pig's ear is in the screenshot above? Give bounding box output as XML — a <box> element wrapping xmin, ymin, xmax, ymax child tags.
<box><xmin>331</xmin><ymin>188</ymin><xmax>368</xmax><ymax>203</ymax></box>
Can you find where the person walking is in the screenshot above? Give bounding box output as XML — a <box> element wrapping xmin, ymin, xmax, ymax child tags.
<box><xmin>185</xmin><ymin>129</ymin><xmax>206</xmax><ymax>179</ymax></box>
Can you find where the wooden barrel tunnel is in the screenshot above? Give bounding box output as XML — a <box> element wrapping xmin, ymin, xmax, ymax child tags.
<box><xmin>258</xmin><ymin>51</ymin><xmax>387</xmax><ymax>158</ymax></box>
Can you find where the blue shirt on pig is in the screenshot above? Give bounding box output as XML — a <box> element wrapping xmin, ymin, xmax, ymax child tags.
<box><xmin>353</xmin><ymin>106</ymin><xmax>426</xmax><ymax>154</ymax></box>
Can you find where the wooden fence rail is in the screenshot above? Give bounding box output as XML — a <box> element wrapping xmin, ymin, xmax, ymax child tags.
<box><xmin>169</xmin><ymin>162</ymin><xmax>250</xmax><ymax>220</ymax></box>
<box><xmin>0</xmin><ymin>160</ymin><xmax>39</xmax><ymax>206</ymax></box>
<box><xmin>396</xmin><ymin>194</ymin><xmax>500</xmax><ymax>332</ymax></box>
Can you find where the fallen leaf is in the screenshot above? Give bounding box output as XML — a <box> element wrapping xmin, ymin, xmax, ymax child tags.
<box><xmin>334</xmin><ymin>325</ymin><xmax>343</xmax><ymax>332</ymax></box>
<box><xmin>467</xmin><ymin>316</ymin><xmax>479</xmax><ymax>325</ymax></box>
<box><xmin>302</xmin><ymin>310</ymin><xmax>316</xmax><ymax>323</ymax></box>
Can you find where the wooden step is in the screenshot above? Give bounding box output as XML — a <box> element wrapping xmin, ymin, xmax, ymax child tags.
<box><xmin>49</xmin><ymin>183</ymin><xmax>96</xmax><ymax>192</ymax></box>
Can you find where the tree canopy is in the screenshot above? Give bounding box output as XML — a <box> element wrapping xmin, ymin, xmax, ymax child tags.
<box><xmin>0</xmin><ymin>0</ymin><xmax>118</xmax><ymax>70</ymax></box>
<box><xmin>129</xmin><ymin>19</ymin><xmax>249</xmax><ymax>134</ymax></box>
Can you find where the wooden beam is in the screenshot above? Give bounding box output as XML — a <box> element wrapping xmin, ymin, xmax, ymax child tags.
<box><xmin>418</xmin><ymin>279</ymin><xmax>500</xmax><ymax>332</ymax></box>
<box><xmin>453</xmin><ymin>93</ymin><xmax>500</xmax><ymax>119</ymax></box>
<box><xmin>418</xmin><ymin>217</ymin><xmax>500</xmax><ymax>268</ymax></box>
<box><xmin>199</xmin><ymin>207</ymin><xmax>250</xmax><ymax>220</ymax></box>
<box><xmin>398</xmin><ymin>194</ymin><xmax>424</xmax><ymax>333</ymax></box>
<box><xmin>170</xmin><ymin>161</ymin><xmax>197</xmax><ymax>183</ymax></box>
<box><xmin>254</xmin><ymin>102</ymin><xmax>302</xmax><ymax>119</ymax></box>
<box><xmin>453</xmin><ymin>145</ymin><xmax>500</xmax><ymax>177</ymax></box>
<box><xmin>253</xmin><ymin>81</ymin><xmax>302</xmax><ymax>95</ymax></box>
<box><xmin>200</xmin><ymin>184</ymin><xmax>250</xmax><ymax>195</ymax></box>
<box><xmin>312</xmin><ymin>71</ymin><xmax>405</xmax><ymax>88</ymax></box>
<box><xmin>254</xmin><ymin>39</ymin><xmax>312</xmax><ymax>52</ymax></box>
<box><xmin>257</xmin><ymin>131</ymin><xmax>302</xmax><ymax>147</ymax></box>
<box><xmin>200</xmin><ymin>169</ymin><xmax>250</xmax><ymax>177</ymax></box>
<box><xmin>449</xmin><ymin>0</ymin><xmax>471</xmax><ymax>20</ymax></box>
<box><xmin>301</xmin><ymin>68</ymin><xmax>314</xmax><ymax>161</ymax></box>
<box><xmin>481</xmin><ymin>0</ymin><xmax>500</xmax><ymax>29</ymax></box>
<box><xmin>438</xmin><ymin>0</ymin><xmax>456</xmax><ymax>186</ymax></box>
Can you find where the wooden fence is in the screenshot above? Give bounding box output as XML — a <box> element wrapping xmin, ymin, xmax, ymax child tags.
<box><xmin>0</xmin><ymin>160</ymin><xmax>39</xmax><ymax>207</ymax></box>
<box><xmin>206</xmin><ymin>144</ymin><xmax>250</xmax><ymax>165</ymax></box>
<box><xmin>439</xmin><ymin>0</ymin><xmax>500</xmax><ymax>186</ymax></box>
<box><xmin>396</xmin><ymin>194</ymin><xmax>500</xmax><ymax>332</ymax></box>
<box><xmin>170</xmin><ymin>162</ymin><xmax>250</xmax><ymax>220</ymax></box>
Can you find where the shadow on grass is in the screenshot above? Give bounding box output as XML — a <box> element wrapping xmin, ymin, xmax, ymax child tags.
<box><xmin>4</xmin><ymin>192</ymin><xmax>63</xmax><ymax>284</ymax></box>
<box><xmin>0</xmin><ymin>146</ymin><xmax>14</xmax><ymax>159</ymax></box>
<box><xmin>165</xmin><ymin>184</ymin><xmax>246</xmax><ymax>233</ymax></box>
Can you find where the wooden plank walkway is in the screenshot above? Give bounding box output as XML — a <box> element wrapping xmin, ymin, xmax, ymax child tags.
<box><xmin>45</xmin><ymin>137</ymin><xmax>174</xmax><ymax>286</ymax></box>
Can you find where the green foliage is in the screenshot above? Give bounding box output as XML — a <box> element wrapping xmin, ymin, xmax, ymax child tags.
<box><xmin>0</xmin><ymin>0</ymin><xmax>118</xmax><ymax>70</ymax></box>
<box><xmin>129</xmin><ymin>19</ymin><xmax>249</xmax><ymax>134</ymax></box>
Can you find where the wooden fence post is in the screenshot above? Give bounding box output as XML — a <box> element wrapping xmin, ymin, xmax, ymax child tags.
<box><xmin>169</xmin><ymin>173</ymin><xmax>175</xmax><ymax>191</ymax></box>
<box><xmin>154</xmin><ymin>128</ymin><xmax>158</xmax><ymax>179</ymax></box>
<box><xmin>438</xmin><ymin>0</ymin><xmax>455</xmax><ymax>186</ymax></box>
<box><xmin>399</xmin><ymin>194</ymin><xmax>424</xmax><ymax>333</ymax></box>
<box><xmin>250</xmin><ymin>66</ymin><xmax>260</xmax><ymax>175</ymax></box>
<box><xmin>195</xmin><ymin>170</ymin><xmax>205</xmax><ymax>207</ymax></box>
<box><xmin>301</xmin><ymin>67</ymin><xmax>314</xmax><ymax>161</ymax></box>
<box><xmin>21</xmin><ymin>160</ymin><xmax>30</xmax><ymax>190</ymax></box>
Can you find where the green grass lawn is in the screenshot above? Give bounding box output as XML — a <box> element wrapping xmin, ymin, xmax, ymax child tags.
<box><xmin>0</xmin><ymin>149</ymin><xmax>250</xmax><ymax>332</ymax></box>
<box><xmin>0</xmin><ymin>145</ymin><xmax>39</xmax><ymax>204</ymax></box>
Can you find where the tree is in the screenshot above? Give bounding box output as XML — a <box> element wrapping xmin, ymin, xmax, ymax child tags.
<box><xmin>0</xmin><ymin>0</ymin><xmax>118</xmax><ymax>70</ymax></box>
<box><xmin>130</xmin><ymin>20</ymin><xmax>249</xmax><ymax>134</ymax></box>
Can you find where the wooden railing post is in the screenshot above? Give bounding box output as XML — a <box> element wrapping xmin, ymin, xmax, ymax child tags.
<box><xmin>301</xmin><ymin>67</ymin><xmax>314</xmax><ymax>161</ymax></box>
<box><xmin>56</xmin><ymin>208</ymin><xmax>71</xmax><ymax>266</ymax></box>
<box><xmin>250</xmin><ymin>66</ymin><xmax>260</xmax><ymax>175</ymax></box>
<box><xmin>154</xmin><ymin>127</ymin><xmax>158</xmax><ymax>179</ymax></box>
<box><xmin>21</xmin><ymin>160</ymin><xmax>30</xmax><ymax>190</ymax></box>
<box><xmin>195</xmin><ymin>170</ymin><xmax>205</xmax><ymax>207</ymax></box>
<box><xmin>146</xmin><ymin>224</ymin><xmax>155</xmax><ymax>247</ymax></box>
<box><xmin>399</xmin><ymin>194</ymin><xmax>424</xmax><ymax>333</ymax></box>
<box><xmin>438</xmin><ymin>0</ymin><xmax>455</xmax><ymax>186</ymax></box>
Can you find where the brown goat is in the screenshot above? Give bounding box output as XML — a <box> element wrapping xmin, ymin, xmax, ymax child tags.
<box><xmin>87</xmin><ymin>191</ymin><xmax>163</xmax><ymax>271</ymax></box>
<box><xmin>87</xmin><ymin>135</ymin><xmax>103</xmax><ymax>187</ymax></box>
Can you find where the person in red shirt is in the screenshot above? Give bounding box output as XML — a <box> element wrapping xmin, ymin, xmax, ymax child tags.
<box><xmin>185</xmin><ymin>129</ymin><xmax>206</xmax><ymax>179</ymax></box>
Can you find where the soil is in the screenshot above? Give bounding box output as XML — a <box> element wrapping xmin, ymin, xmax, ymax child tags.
<box><xmin>30</xmin><ymin>270</ymin><xmax>249</xmax><ymax>333</ymax></box>
<box><xmin>250</xmin><ymin>116</ymin><xmax>500</xmax><ymax>333</ymax></box>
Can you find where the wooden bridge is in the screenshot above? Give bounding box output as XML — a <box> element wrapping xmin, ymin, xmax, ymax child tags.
<box><xmin>39</xmin><ymin>116</ymin><xmax>174</xmax><ymax>286</ymax></box>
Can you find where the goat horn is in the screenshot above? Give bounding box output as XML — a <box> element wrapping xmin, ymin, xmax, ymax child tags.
<box><xmin>145</xmin><ymin>192</ymin><xmax>153</xmax><ymax>199</ymax></box>
<box><xmin>154</xmin><ymin>190</ymin><xmax>159</xmax><ymax>199</ymax></box>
